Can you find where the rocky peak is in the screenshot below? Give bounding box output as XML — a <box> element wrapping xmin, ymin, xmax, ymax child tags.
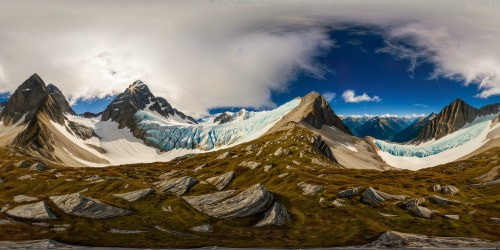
<box><xmin>102</xmin><ymin>80</ymin><xmax>197</xmax><ymax>129</ymax></box>
<box><xmin>300</xmin><ymin>91</ymin><xmax>352</xmax><ymax>134</ymax></box>
<box><xmin>0</xmin><ymin>73</ymin><xmax>65</xmax><ymax>125</ymax></box>
<box><xmin>47</xmin><ymin>84</ymin><xmax>76</xmax><ymax>115</ymax></box>
<box><xmin>416</xmin><ymin>98</ymin><xmax>479</xmax><ymax>141</ymax></box>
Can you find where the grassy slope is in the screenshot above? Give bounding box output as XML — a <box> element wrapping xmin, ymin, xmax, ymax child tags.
<box><xmin>0</xmin><ymin>124</ymin><xmax>498</xmax><ymax>248</ymax></box>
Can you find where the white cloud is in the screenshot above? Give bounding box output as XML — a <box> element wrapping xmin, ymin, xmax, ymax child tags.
<box><xmin>414</xmin><ymin>103</ymin><xmax>429</xmax><ymax>108</ymax></box>
<box><xmin>342</xmin><ymin>90</ymin><xmax>381</xmax><ymax>103</ymax></box>
<box><xmin>322</xmin><ymin>91</ymin><xmax>336</xmax><ymax>102</ymax></box>
<box><xmin>0</xmin><ymin>0</ymin><xmax>498</xmax><ymax>115</ymax></box>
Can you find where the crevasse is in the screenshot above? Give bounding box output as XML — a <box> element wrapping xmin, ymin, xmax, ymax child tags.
<box><xmin>375</xmin><ymin>115</ymin><xmax>494</xmax><ymax>158</ymax></box>
<box><xmin>134</xmin><ymin>99</ymin><xmax>300</xmax><ymax>150</ymax></box>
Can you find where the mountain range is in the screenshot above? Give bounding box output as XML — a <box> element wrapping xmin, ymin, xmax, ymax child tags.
<box><xmin>0</xmin><ymin>74</ymin><xmax>499</xmax><ymax>248</ymax></box>
<box><xmin>0</xmin><ymin>73</ymin><xmax>498</xmax><ymax>170</ymax></box>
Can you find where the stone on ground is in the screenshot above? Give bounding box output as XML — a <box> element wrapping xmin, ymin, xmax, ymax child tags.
<box><xmin>6</xmin><ymin>201</ymin><xmax>57</xmax><ymax>220</ymax></box>
<box><xmin>50</xmin><ymin>193</ymin><xmax>130</xmax><ymax>219</ymax></box>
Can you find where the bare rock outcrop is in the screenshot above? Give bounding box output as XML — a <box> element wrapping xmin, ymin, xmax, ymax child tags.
<box><xmin>113</xmin><ymin>188</ymin><xmax>153</xmax><ymax>202</ymax></box>
<box><xmin>297</xmin><ymin>182</ymin><xmax>323</xmax><ymax>196</ymax></box>
<box><xmin>206</xmin><ymin>171</ymin><xmax>234</xmax><ymax>190</ymax></box>
<box><xmin>361</xmin><ymin>187</ymin><xmax>408</xmax><ymax>206</ymax></box>
<box><xmin>239</xmin><ymin>161</ymin><xmax>261</xmax><ymax>169</ymax></box>
<box><xmin>255</xmin><ymin>202</ymin><xmax>290</xmax><ymax>227</ymax></box>
<box><xmin>154</xmin><ymin>176</ymin><xmax>197</xmax><ymax>196</ymax></box>
<box><xmin>6</xmin><ymin>201</ymin><xmax>57</xmax><ymax>220</ymax></box>
<box><xmin>13</xmin><ymin>195</ymin><xmax>38</xmax><ymax>203</ymax></box>
<box><xmin>183</xmin><ymin>184</ymin><xmax>274</xmax><ymax>219</ymax></box>
<box><xmin>361</xmin><ymin>231</ymin><xmax>497</xmax><ymax>248</ymax></box>
<box><xmin>338</xmin><ymin>187</ymin><xmax>360</xmax><ymax>198</ymax></box>
<box><xmin>50</xmin><ymin>193</ymin><xmax>131</xmax><ymax>219</ymax></box>
<box><xmin>428</xmin><ymin>195</ymin><xmax>460</xmax><ymax>206</ymax></box>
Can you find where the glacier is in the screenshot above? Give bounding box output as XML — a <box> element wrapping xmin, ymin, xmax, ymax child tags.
<box><xmin>135</xmin><ymin>99</ymin><xmax>301</xmax><ymax>151</ymax></box>
<box><xmin>375</xmin><ymin>115</ymin><xmax>498</xmax><ymax>170</ymax></box>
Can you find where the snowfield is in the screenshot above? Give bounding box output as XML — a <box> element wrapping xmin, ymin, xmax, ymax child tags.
<box><xmin>135</xmin><ymin>99</ymin><xmax>301</xmax><ymax>150</ymax></box>
<box><xmin>60</xmin><ymin>99</ymin><xmax>300</xmax><ymax>167</ymax></box>
<box><xmin>375</xmin><ymin>115</ymin><xmax>499</xmax><ymax>170</ymax></box>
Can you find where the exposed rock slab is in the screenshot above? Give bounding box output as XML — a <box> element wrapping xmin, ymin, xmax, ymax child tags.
<box><xmin>239</xmin><ymin>161</ymin><xmax>261</xmax><ymax>169</ymax></box>
<box><xmin>297</xmin><ymin>182</ymin><xmax>323</xmax><ymax>196</ymax></box>
<box><xmin>190</xmin><ymin>224</ymin><xmax>213</xmax><ymax>233</ymax></box>
<box><xmin>6</xmin><ymin>201</ymin><xmax>57</xmax><ymax>220</ymax></box>
<box><xmin>50</xmin><ymin>193</ymin><xmax>130</xmax><ymax>219</ymax></box>
<box><xmin>158</xmin><ymin>170</ymin><xmax>178</xmax><ymax>180</ymax></box>
<box><xmin>255</xmin><ymin>202</ymin><xmax>290</xmax><ymax>227</ymax></box>
<box><xmin>29</xmin><ymin>163</ymin><xmax>48</xmax><ymax>171</ymax></box>
<box><xmin>361</xmin><ymin>231</ymin><xmax>497</xmax><ymax>248</ymax></box>
<box><xmin>113</xmin><ymin>188</ymin><xmax>153</xmax><ymax>202</ymax></box>
<box><xmin>183</xmin><ymin>184</ymin><xmax>273</xmax><ymax>219</ymax></box>
<box><xmin>441</xmin><ymin>185</ymin><xmax>460</xmax><ymax>195</ymax></box>
<box><xmin>445</xmin><ymin>215</ymin><xmax>460</xmax><ymax>220</ymax></box>
<box><xmin>154</xmin><ymin>176</ymin><xmax>197</xmax><ymax>196</ymax></box>
<box><xmin>215</xmin><ymin>152</ymin><xmax>230</xmax><ymax>160</ymax></box>
<box><xmin>206</xmin><ymin>171</ymin><xmax>234</xmax><ymax>190</ymax></box>
<box><xmin>13</xmin><ymin>195</ymin><xmax>38</xmax><ymax>203</ymax></box>
<box><xmin>338</xmin><ymin>187</ymin><xmax>360</xmax><ymax>198</ymax></box>
<box><xmin>428</xmin><ymin>195</ymin><xmax>460</xmax><ymax>205</ymax></box>
<box><xmin>361</xmin><ymin>187</ymin><xmax>408</xmax><ymax>206</ymax></box>
<box><xmin>15</xmin><ymin>160</ymin><xmax>31</xmax><ymax>168</ymax></box>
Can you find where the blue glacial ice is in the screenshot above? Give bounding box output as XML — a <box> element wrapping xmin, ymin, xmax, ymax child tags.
<box><xmin>375</xmin><ymin>115</ymin><xmax>495</xmax><ymax>158</ymax></box>
<box><xmin>135</xmin><ymin>99</ymin><xmax>301</xmax><ymax>151</ymax></box>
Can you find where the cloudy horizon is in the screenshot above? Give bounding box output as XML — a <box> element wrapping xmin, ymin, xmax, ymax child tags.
<box><xmin>1</xmin><ymin>0</ymin><xmax>499</xmax><ymax>117</ymax></box>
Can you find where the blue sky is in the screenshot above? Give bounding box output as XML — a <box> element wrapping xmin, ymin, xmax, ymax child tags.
<box><xmin>1</xmin><ymin>27</ymin><xmax>499</xmax><ymax>116</ymax></box>
<box><xmin>191</xmin><ymin>27</ymin><xmax>499</xmax><ymax>117</ymax></box>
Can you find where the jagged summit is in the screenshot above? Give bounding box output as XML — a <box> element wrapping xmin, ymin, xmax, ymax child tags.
<box><xmin>392</xmin><ymin>113</ymin><xmax>437</xmax><ymax>143</ymax></box>
<box><xmin>416</xmin><ymin>98</ymin><xmax>499</xmax><ymax>141</ymax></box>
<box><xmin>47</xmin><ymin>84</ymin><xmax>77</xmax><ymax>115</ymax></box>
<box><xmin>272</xmin><ymin>91</ymin><xmax>351</xmax><ymax>135</ymax></box>
<box><xmin>102</xmin><ymin>80</ymin><xmax>197</xmax><ymax>129</ymax></box>
<box><xmin>0</xmin><ymin>73</ymin><xmax>65</xmax><ymax>125</ymax></box>
<box><xmin>355</xmin><ymin>116</ymin><xmax>406</xmax><ymax>140</ymax></box>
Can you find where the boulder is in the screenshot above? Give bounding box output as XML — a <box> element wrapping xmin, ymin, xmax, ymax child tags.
<box><xmin>50</xmin><ymin>193</ymin><xmax>130</xmax><ymax>219</ymax></box>
<box><xmin>154</xmin><ymin>176</ymin><xmax>197</xmax><ymax>196</ymax></box>
<box><xmin>412</xmin><ymin>206</ymin><xmax>434</xmax><ymax>219</ymax></box>
<box><xmin>255</xmin><ymin>202</ymin><xmax>290</xmax><ymax>227</ymax></box>
<box><xmin>278</xmin><ymin>173</ymin><xmax>289</xmax><ymax>179</ymax></box>
<box><xmin>190</xmin><ymin>224</ymin><xmax>213</xmax><ymax>233</ymax></box>
<box><xmin>428</xmin><ymin>195</ymin><xmax>460</xmax><ymax>205</ymax></box>
<box><xmin>183</xmin><ymin>184</ymin><xmax>274</xmax><ymax>219</ymax></box>
<box><xmin>206</xmin><ymin>171</ymin><xmax>234</xmax><ymax>191</ymax></box>
<box><xmin>490</xmin><ymin>218</ymin><xmax>500</xmax><ymax>224</ymax></box>
<box><xmin>263</xmin><ymin>165</ymin><xmax>274</xmax><ymax>172</ymax></box>
<box><xmin>6</xmin><ymin>201</ymin><xmax>57</xmax><ymax>220</ymax></box>
<box><xmin>215</xmin><ymin>152</ymin><xmax>230</xmax><ymax>160</ymax></box>
<box><xmin>13</xmin><ymin>195</ymin><xmax>38</xmax><ymax>203</ymax></box>
<box><xmin>17</xmin><ymin>175</ymin><xmax>33</xmax><ymax>181</ymax></box>
<box><xmin>193</xmin><ymin>164</ymin><xmax>208</xmax><ymax>172</ymax></box>
<box><xmin>338</xmin><ymin>187</ymin><xmax>360</xmax><ymax>198</ymax></box>
<box><xmin>445</xmin><ymin>215</ymin><xmax>459</xmax><ymax>220</ymax></box>
<box><xmin>431</xmin><ymin>184</ymin><xmax>442</xmax><ymax>192</ymax></box>
<box><xmin>297</xmin><ymin>182</ymin><xmax>323</xmax><ymax>196</ymax></box>
<box><xmin>274</xmin><ymin>148</ymin><xmax>291</xmax><ymax>157</ymax></box>
<box><xmin>331</xmin><ymin>198</ymin><xmax>346</xmax><ymax>208</ymax></box>
<box><xmin>159</xmin><ymin>170</ymin><xmax>178</xmax><ymax>180</ymax></box>
<box><xmin>15</xmin><ymin>160</ymin><xmax>31</xmax><ymax>168</ymax></box>
<box><xmin>441</xmin><ymin>185</ymin><xmax>459</xmax><ymax>195</ymax></box>
<box><xmin>239</xmin><ymin>161</ymin><xmax>261</xmax><ymax>169</ymax></box>
<box><xmin>245</xmin><ymin>144</ymin><xmax>257</xmax><ymax>151</ymax></box>
<box><xmin>29</xmin><ymin>163</ymin><xmax>48</xmax><ymax>171</ymax></box>
<box><xmin>113</xmin><ymin>188</ymin><xmax>153</xmax><ymax>202</ymax></box>
<box><xmin>361</xmin><ymin>187</ymin><xmax>408</xmax><ymax>206</ymax></box>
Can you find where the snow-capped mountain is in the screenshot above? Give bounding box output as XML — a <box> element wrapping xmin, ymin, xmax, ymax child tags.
<box><xmin>341</xmin><ymin>115</ymin><xmax>419</xmax><ymax>138</ymax></box>
<box><xmin>415</xmin><ymin>98</ymin><xmax>500</xmax><ymax>142</ymax></box>
<box><xmin>392</xmin><ymin>113</ymin><xmax>437</xmax><ymax>143</ymax></box>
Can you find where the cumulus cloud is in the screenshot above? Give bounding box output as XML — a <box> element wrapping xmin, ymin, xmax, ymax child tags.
<box><xmin>342</xmin><ymin>90</ymin><xmax>381</xmax><ymax>103</ymax></box>
<box><xmin>0</xmin><ymin>0</ymin><xmax>498</xmax><ymax>115</ymax></box>
<box><xmin>322</xmin><ymin>91</ymin><xmax>336</xmax><ymax>102</ymax></box>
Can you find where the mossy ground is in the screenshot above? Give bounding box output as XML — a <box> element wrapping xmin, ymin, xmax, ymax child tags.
<box><xmin>0</xmin><ymin>125</ymin><xmax>498</xmax><ymax>248</ymax></box>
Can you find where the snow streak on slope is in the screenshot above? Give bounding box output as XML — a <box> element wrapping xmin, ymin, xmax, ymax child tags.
<box><xmin>135</xmin><ymin>99</ymin><xmax>301</xmax><ymax>150</ymax></box>
<box><xmin>375</xmin><ymin>115</ymin><xmax>499</xmax><ymax>170</ymax></box>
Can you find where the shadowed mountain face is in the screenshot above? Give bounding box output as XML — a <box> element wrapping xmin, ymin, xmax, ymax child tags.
<box><xmin>102</xmin><ymin>80</ymin><xmax>197</xmax><ymax>130</ymax></box>
<box><xmin>354</xmin><ymin>117</ymin><xmax>407</xmax><ymax>140</ymax></box>
<box><xmin>47</xmin><ymin>84</ymin><xmax>76</xmax><ymax>116</ymax></box>
<box><xmin>0</xmin><ymin>74</ymin><xmax>65</xmax><ymax>126</ymax></box>
<box><xmin>392</xmin><ymin>113</ymin><xmax>437</xmax><ymax>143</ymax></box>
<box><xmin>416</xmin><ymin>99</ymin><xmax>500</xmax><ymax>142</ymax></box>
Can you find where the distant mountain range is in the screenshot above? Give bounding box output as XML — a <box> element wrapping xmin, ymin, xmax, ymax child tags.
<box><xmin>0</xmin><ymin>73</ymin><xmax>498</xmax><ymax>170</ymax></box>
